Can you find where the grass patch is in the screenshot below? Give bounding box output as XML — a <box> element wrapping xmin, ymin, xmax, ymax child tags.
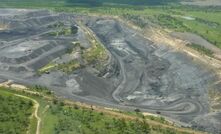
<box><xmin>38</xmin><ymin>54</ymin><xmax>81</xmax><ymax>74</ymax></box>
<box><xmin>39</xmin><ymin>60</ymin><xmax>81</xmax><ymax>74</ymax></box>
<box><xmin>57</xmin><ymin>60</ymin><xmax>81</xmax><ymax>73</ymax></box>
<box><xmin>46</xmin><ymin>21</ymin><xmax>78</xmax><ymax>37</ymax></box>
<box><xmin>79</xmin><ymin>22</ymin><xmax>108</xmax><ymax>70</ymax></box>
<box><xmin>48</xmin><ymin>28</ymin><xmax>72</xmax><ymax>36</ymax></box>
<box><xmin>83</xmin><ymin>42</ymin><xmax>107</xmax><ymax>64</ymax></box>
<box><xmin>29</xmin><ymin>85</ymin><xmax>53</xmax><ymax>96</ymax></box>
<box><xmin>0</xmin><ymin>88</ymin><xmax>34</xmax><ymax>134</ymax></box>
<box><xmin>28</xmin><ymin>115</ymin><xmax>38</xmax><ymax>134</ymax></box>
<box><xmin>38</xmin><ymin>62</ymin><xmax>58</xmax><ymax>74</ymax></box>
<box><xmin>154</xmin><ymin>14</ymin><xmax>190</xmax><ymax>31</ymax></box>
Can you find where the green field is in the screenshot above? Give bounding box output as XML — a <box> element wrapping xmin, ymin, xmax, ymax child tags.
<box><xmin>0</xmin><ymin>87</ymin><xmax>200</xmax><ymax>134</ymax></box>
<box><xmin>0</xmin><ymin>88</ymin><xmax>33</xmax><ymax>134</ymax></box>
<box><xmin>43</xmin><ymin>104</ymin><xmax>150</xmax><ymax>134</ymax></box>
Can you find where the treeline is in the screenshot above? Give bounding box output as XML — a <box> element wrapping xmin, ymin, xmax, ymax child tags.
<box><xmin>66</xmin><ymin>0</ymin><xmax>180</xmax><ymax>6</ymax></box>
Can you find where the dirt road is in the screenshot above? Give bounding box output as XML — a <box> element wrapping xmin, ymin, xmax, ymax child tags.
<box><xmin>14</xmin><ymin>94</ymin><xmax>41</xmax><ymax>134</ymax></box>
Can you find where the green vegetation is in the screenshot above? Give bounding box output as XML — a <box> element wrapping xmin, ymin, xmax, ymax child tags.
<box><xmin>66</xmin><ymin>0</ymin><xmax>180</xmax><ymax>6</ymax></box>
<box><xmin>48</xmin><ymin>24</ymin><xmax>78</xmax><ymax>37</ymax></box>
<box><xmin>38</xmin><ymin>42</ymin><xmax>81</xmax><ymax>74</ymax></box>
<box><xmin>56</xmin><ymin>60</ymin><xmax>81</xmax><ymax>73</ymax></box>
<box><xmin>48</xmin><ymin>28</ymin><xmax>71</xmax><ymax>36</ymax></box>
<box><xmin>0</xmin><ymin>0</ymin><xmax>220</xmax><ymax>55</ymax></box>
<box><xmin>51</xmin><ymin>5</ymin><xmax>221</xmax><ymax>50</ymax></box>
<box><xmin>47</xmin><ymin>22</ymin><xmax>77</xmax><ymax>36</ymax></box>
<box><xmin>38</xmin><ymin>62</ymin><xmax>57</xmax><ymax>74</ymax></box>
<box><xmin>147</xmin><ymin>115</ymin><xmax>168</xmax><ymax>124</ymax></box>
<box><xmin>39</xmin><ymin>22</ymin><xmax>107</xmax><ymax>74</ymax></box>
<box><xmin>0</xmin><ymin>88</ymin><xmax>33</xmax><ymax>134</ymax></box>
<box><xmin>38</xmin><ymin>60</ymin><xmax>81</xmax><ymax>74</ymax></box>
<box><xmin>186</xmin><ymin>43</ymin><xmax>214</xmax><ymax>57</ymax></box>
<box><xmin>38</xmin><ymin>42</ymin><xmax>82</xmax><ymax>74</ymax></box>
<box><xmin>47</xmin><ymin>105</ymin><xmax>151</xmax><ymax>134</ymax></box>
<box><xmin>0</xmin><ymin>86</ymin><xmax>198</xmax><ymax>134</ymax></box>
<box><xmin>47</xmin><ymin>22</ymin><xmax>65</xmax><ymax>28</ymax></box>
<box><xmin>83</xmin><ymin>43</ymin><xmax>106</xmax><ymax>64</ymax></box>
<box><xmin>154</xmin><ymin>14</ymin><xmax>190</xmax><ymax>31</ymax></box>
<box><xmin>78</xmin><ymin>22</ymin><xmax>108</xmax><ymax>70</ymax></box>
<box><xmin>29</xmin><ymin>85</ymin><xmax>53</xmax><ymax>96</ymax></box>
<box><xmin>0</xmin><ymin>0</ymin><xmax>180</xmax><ymax>7</ymax></box>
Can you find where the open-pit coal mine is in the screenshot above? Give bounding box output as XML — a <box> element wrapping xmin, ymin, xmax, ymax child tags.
<box><xmin>0</xmin><ymin>9</ymin><xmax>221</xmax><ymax>133</ymax></box>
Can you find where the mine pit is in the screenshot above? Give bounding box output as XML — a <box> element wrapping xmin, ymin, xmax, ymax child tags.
<box><xmin>0</xmin><ymin>9</ymin><xmax>221</xmax><ymax>133</ymax></box>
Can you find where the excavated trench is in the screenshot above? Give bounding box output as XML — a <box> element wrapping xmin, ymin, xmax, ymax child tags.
<box><xmin>0</xmin><ymin>9</ymin><xmax>220</xmax><ymax>133</ymax></box>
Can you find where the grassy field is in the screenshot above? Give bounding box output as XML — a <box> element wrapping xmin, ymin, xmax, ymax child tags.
<box><xmin>0</xmin><ymin>88</ymin><xmax>34</xmax><ymax>134</ymax></box>
<box><xmin>0</xmin><ymin>86</ymin><xmax>203</xmax><ymax>134</ymax></box>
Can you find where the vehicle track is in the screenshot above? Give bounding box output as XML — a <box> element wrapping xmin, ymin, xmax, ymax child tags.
<box><xmin>14</xmin><ymin>94</ymin><xmax>41</xmax><ymax>134</ymax></box>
